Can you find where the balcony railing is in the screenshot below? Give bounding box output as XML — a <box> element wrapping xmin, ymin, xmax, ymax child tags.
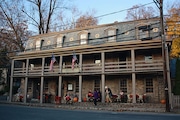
<box><xmin>135</xmin><ymin>60</ymin><xmax>163</xmax><ymax>72</ymax></box>
<box><xmin>105</xmin><ymin>61</ymin><xmax>132</xmax><ymax>73</ymax></box>
<box><xmin>13</xmin><ymin>60</ymin><xmax>164</xmax><ymax>76</ymax></box>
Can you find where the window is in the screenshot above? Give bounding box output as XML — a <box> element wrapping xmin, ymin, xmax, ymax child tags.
<box><xmin>80</xmin><ymin>33</ymin><xmax>87</xmax><ymax>45</ymax></box>
<box><xmin>75</xmin><ymin>80</ymin><xmax>79</xmax><ymax>92</ymax></box>
<box><xmin>44</xmin><ymin>81</ymin><xmax>48</xmax><ymax>92</ymax></box>
<box><xmin>137</xmin><ymin>25</ymin><xmax>152</xmax><ymax>40</ymax></box>
<box><xmin>36</xmin><ymin>39</ymin><xmax>44</xmax><ymax>50</ymax></box>
<box><xmin>28</xmin><ymin>81</ymin><xmax>33</xmax><ymax>93</ymax></box>
<box><xmin>95</xmin><ymin>60</ymin><xmax>101</xmax><ymax>66</ymax></box>
<box><xmin>36</xmin><ymin>40</ymin><xmax>41</xmax><ymax>50</ymax></box>
<box><xmin>145</xmin><ymin>56</ymin><xmax>152</xmax><ymax>63</ymax></box>
<box><xmin>94</xmin><ymin>80</ymin><xmax>100</xmax><ymax>91</ymax></box>
<box><xmin>145</xmin><ymin>78</ymin><xmax>153</xmax><ymax>93</ymax></box>
<box><xmin>57</xmin><ymin>36</ymin><xmax>63</xmax><ymax>47</ymax></box>
<box><xmin>108</xmin><ymin>29</ymin><xmax>116</xmax><ymax>42</ymax></box>
<box><xmin>120</xmin><ymin>79</ymin><xmax>127</xmax><ymax>93</ymax></box>
<box><xmin>68</xmin><ymin>83</ymin><xmax>73</xmax><ymax>91</ymax></box>
<box><xmin>30</xmin><ymin>64</ymin><xmax>34</xmax><ymax>70</ymax></box>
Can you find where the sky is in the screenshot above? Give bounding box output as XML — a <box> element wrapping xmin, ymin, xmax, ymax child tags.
<box><xmin>71</xmin><ymin>0</ymin><xmax>177</xmax><ymax>25</ymax></box>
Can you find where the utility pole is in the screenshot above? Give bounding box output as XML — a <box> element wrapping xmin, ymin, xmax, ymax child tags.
<box><xmin>159</xmin><ymin>0</ymin><xmax>170</xmax><ymax>112</ymax></box>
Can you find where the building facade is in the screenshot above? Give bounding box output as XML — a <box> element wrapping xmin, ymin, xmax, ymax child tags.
<box><xmin>9</xmin><ymin>18</ymin><xmax>171</xmax><ymax>104</ymax></box>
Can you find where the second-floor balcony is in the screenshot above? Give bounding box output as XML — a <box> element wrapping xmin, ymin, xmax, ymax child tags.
<box><xmin>13</xmin><ymin>60</ymin><xmax>163</xmax><ymax>76</ymax></box>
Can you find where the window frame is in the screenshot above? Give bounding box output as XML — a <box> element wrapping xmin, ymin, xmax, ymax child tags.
<box><xmin>119</xmin><ymin>78</ymin><xmax>127</xmax><ymax>93</ymax></box>
<box><xmin>137</xmin><ymin>24</ymin><xmax>152</xmax><ymax>40</ymax></box>
<box><xmin>35</xmin><ymin>40</ymin><xmax>41</xmax><ymax>50</ymax></box>
<box><xmin>94</xmin><ymin>79</ymin><xmax>100</xmax><ymax>91</ymax></box>
<box><xmin>105</xmin><ymin>27</ymin><xmax>117</xmax><ymax>42</ymax></box>
<box><xmin>79</xmin><ymin>33</ymin><xmax>88</xmax><ymax>45</ymax></box>
<box><xmin>57</xmin><ymin>35</ymin><xmax>64</xmax><ymax>47</ymax></box>
<box><xmin>145</xmin><ymin>78</ymin><xmax>153</xmax><ymax>93</ymax></box>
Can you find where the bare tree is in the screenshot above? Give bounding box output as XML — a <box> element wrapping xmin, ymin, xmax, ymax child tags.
<box><xmin>0</xmin><ymin>0</ymin><xmax>30</xmax><ymax>55</ymax></box>
<box><xmin>23</xmin><ymin>0</ymin><xmax>67</xmax><ymax>34</ymax></box>
<box><xmin>57</xmin><ymin>6</ymin><xmax>82</xmax><ymax>30</ymax></box>
<box><xmin>126</xmin><ymin>4</ymin><xmax>156</xmax><ymax>20</ymax></box>
<box><xmin>58</xmin><ymin>7</ymin><xmax>98</xmax><ymax>30</ymax></box>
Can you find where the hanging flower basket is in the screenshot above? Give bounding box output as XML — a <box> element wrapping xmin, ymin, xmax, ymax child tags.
<box><xmin>160</xmin><ymin>99</ymin><xmax>166</xmax><ymax>104</ymax></box>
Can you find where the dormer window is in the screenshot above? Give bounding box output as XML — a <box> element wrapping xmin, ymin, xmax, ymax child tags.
<box><xmin>79</xmin><ymin>31</ymin><xmax>88</xmax><ymax>45</ymax></box>
<box><xmin>137</xmin><ymin>25</ymin><xmax>152</xmax><ymax>40</ymax></box>
<box><xmin>106</xmin><ymin>27</ymin><xmax>117</xmax><ymax>42</ymax></box>
<box><xmin>36</xmin><ymin>39</ymin><xmax>41</xmax><ymax>50</ymax></box>
<box><xmin>25</xmin><ymin>39</ymin><xmax>34</xmax><ymax>51</ymax></box>
<box><xmin>36</xmin><ymin>39</ymin><xmax>44</xmax><ymax>50</ymax></box>
<box><xmin>57</xmin><ymin>35</ymin><xmax>64</xmax><ymax>47</ymax></box>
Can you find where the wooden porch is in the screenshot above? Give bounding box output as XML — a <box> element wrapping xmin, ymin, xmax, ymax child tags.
<box><xmin>13</xmin><ymin>60</ymin><xmax>163</xmax><ymax>76</ymax></box>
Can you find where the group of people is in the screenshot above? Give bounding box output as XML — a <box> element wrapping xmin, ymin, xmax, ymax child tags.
<box><xmin>88</xmin><ymin>86</ymin><xmax>115</xmax><ymax>105</ymax></box>
<box><xmin>100</xmin><ymin>86</ymin><xmax>124</xmax><ymax>104</ymax></box>
<box><xmin>87</xmin><ymin>90</ymin><xmax>101</xmax><ymax>106</ymax></box>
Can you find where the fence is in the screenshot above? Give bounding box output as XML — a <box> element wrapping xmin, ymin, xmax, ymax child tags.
<box><xmin>172</xmin><ymin>94</ymin><xmax>180</xmax><ymax>108</ymax></box>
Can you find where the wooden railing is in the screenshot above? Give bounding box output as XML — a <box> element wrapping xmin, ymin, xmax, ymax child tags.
<box><xmin>13</xmin><ymin>60</ymin><xmax>164</xmax><ymax>76</ymax></box>
<box><xmin>28</xmin><ymin>67</ymin><xmax>42</xmax><ymax>75</ymax></box>
<box><xmin>135</xmin><ymin>60</ymin><xmax>163</xmax><ymax>72</ymax></box>
<box><xmin>82</xmin><ymin>63</ymin><xmax>101</xmax><ymax>73</ymax></box>
<box><xmin>105</xmin><ymin>61</ymin><xmax>132</xmax><ymax>72</ymax></box>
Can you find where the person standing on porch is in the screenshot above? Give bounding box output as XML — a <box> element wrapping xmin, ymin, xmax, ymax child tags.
<box><xmin>105</xmin><ymin>86</ymin><xmax>112</xmax><ymax>103</ymax></box>
<box><xmin>93</xmin><ymin>89</ymin><xmax>98</xmax><ymax>106</ymax></box>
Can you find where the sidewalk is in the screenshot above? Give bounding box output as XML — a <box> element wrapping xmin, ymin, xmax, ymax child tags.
<box><xmin>1</xmin><ymin>100</ymin><xmax>176</xmax><ymax>113</ymax></box>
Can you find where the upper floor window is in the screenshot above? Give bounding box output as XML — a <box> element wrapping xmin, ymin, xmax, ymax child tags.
<box><xmin>26</xmin><ymin>39</ymin><xmax>34</xmax><ymax>51</ymax></box>
<box><xmin>137</xmin><ymin>25</ymin><xmax>152</xmax><ymax>40</ymax></box>
<box><xmin>57</xmin><ymin>35</ymin><xmax>64</xmax><ymax>47</ymax></box>
<box><xmin>80</xmin><ymin>33</ymin><xmax>87</xmax><ymax>45</ymax></box>
<box><xmin>36</xmin><ymin>40</ymin><xmax>41</xmax><ymax>50</ymax></box>
<box><xmin>108</xmin><ymin>29</ymin><xmax>116</xmax><ymax>42</ymax></box>
<box><xmin>36</xmin><ymin>39</ymin><xmax>44</xmax><ymax>50</ymax></box>
<box><xmin>145</xmin><ymin>56</ymin><xmax>152</xmax><ymax>63</ymax></box>
<box><xmin>105</xmin><ymin>27</ymin><xmax>117</xmax><ymax>42</ymax></box>
<box><xmin>95</xmin><ymin>60</ymin><xmax>101</xmax><ymax>66</ymax></box>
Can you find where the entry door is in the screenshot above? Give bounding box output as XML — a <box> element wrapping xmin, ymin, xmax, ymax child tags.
<box><xmin>33</xmin><ymin>81</ymin><xmax>40</xmax><ymax>99</ymax></box>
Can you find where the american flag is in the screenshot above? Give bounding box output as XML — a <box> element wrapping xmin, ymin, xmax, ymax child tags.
<box><xmin>72</xmin><ymin>52</ymin><xmax>77</xmax><ymax>69</ymax></box>
<box><xmin>50</xmin><ymin>54</ymin><xmax>56</xmax><ymax>71</ymax></box>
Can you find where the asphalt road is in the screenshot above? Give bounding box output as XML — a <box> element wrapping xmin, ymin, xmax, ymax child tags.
<box><xmin>0</xmin><ymin>104</ymin><xmax>180</xmax><ymax>120</ymax></box>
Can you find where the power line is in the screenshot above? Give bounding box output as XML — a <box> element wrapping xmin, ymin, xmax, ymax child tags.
<box><xmin>49</xmin><ymin>2</ymin><xmax>155</xmax><ymax>30</ymax></box>
<box><xmin>94</xmin><ymin>2</ymin><xmax>154</xmax><ymax>19</ymax></box>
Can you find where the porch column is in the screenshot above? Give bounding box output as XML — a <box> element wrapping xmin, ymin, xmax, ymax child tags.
<box><xmin>101</xmin><ymin>52</ymin><xmax>105</xmax><ymax>103</ymax></box>
<box><xmin>40</xmin><ymin>77</ymin><xmax>44</xmax><ymax>104</ymax></box>
<box><xmin>40</xmin><ymin>57</ymin><xmax>45</xmax><ymax>104</ymax></box>
<box><xmin>79</xmin><ymin>75</ymin><xmax>82</xmax><ymax>102</ymax></box>
<box><xmin>24</xmin><ymin>78</ymin><xmax>28</xmax><ymax>103</ymax></box>
<box><xmin>166</xmin><ymin>46</ymin><xmax>172</xmax><ymax>109</ymax></box>
<box><xmin>58</xmin><ymin>56</ymin><xmax>63</xmax><ymax>99</ymax></box>
<box><xmin>9</xmin><ymin>59</ymin><xmax>14</xmax><ymax>102</ymax></box>
<box><xmin>24</xmin><ymin>59</ymin><xmax>29</xmax><ymax>103</ymax></box>
<box><xmin>79</xmin><ymin>53</ymin><xmax>82</xmax><ymax>72</ymax></box>
<box><xmin>59</xmin><ymin>56</ymin><xmax>62</xmax><ymax>73</ymax></box>
<box><xmin>78</xmin><ymin>53</ymin><xmax>82</xmax><ymax>102</ymax></box>
<box><xmin>58</xmin><ymin>76</ymin><xmax>62</xmax><ymax>97</ymax></box>
<box><xmin>131</xmin><ymin>49</ymin><xmax>136</xmax><ymax>103</ymax></box>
